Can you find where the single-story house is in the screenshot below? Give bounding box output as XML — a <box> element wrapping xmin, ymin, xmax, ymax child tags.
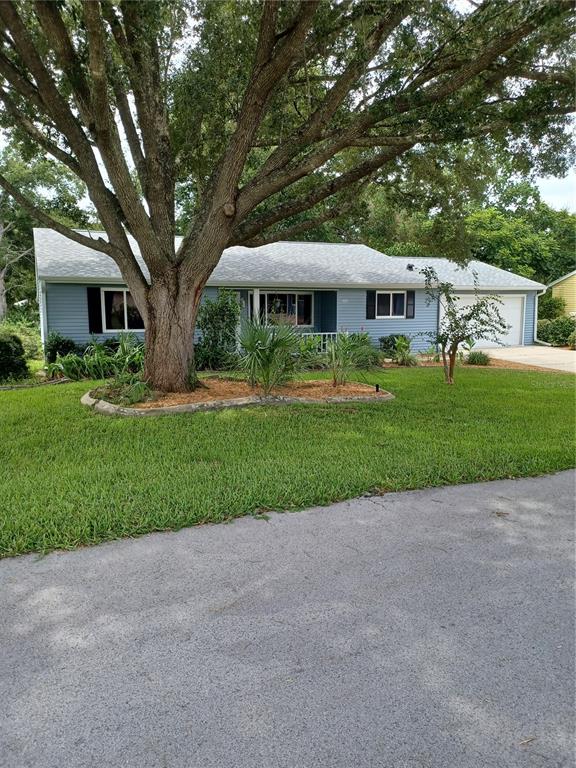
<box><xmin>34</xmin><ymin>228</ymin><xmax>546</xmax><ymax>351</ymax></box>
<box><xmin>548</xmin><ymin>270</ymin><xmax>576</xmax><ymax>316</ymax></box>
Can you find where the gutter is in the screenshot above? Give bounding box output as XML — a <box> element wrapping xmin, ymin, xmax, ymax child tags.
<box><xmin>533</xmin><ymin>288</ymin><xmax>551</xmax><ymax>346</ymax></box>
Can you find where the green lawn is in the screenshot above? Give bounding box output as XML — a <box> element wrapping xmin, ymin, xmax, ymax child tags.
<box><xmin>0</xmin><ymin>367</ymin><xmax>574</xmax><ymax>557</ymax></box>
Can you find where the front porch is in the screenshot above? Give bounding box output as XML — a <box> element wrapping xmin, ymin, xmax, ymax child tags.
<box><xmin>245</xmin><ymin>288</ymin><xmax>338</xmax><ymax>336</ymax></box>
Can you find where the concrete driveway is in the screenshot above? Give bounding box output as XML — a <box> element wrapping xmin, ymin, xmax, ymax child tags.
<box><xmin>483</xmin><ymin>344</ymin><xmax>576</xmax><ymax>373</ymax></box>
<box><xmin>1</xmin><ymin>472</ymin><xmax>574</xmax><ymax>768</ymax></box>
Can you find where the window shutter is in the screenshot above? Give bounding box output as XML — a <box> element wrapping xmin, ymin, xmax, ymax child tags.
<box><xmin>406</xmin><ymin>290</ymin><xmax>415</xmax><ymax>319</ymax></box>
<box><xmin>366</xmin><ymin>290</ymin><xmax>376</xmax><ymax>320</ymax></box>
<box><xmin>87</xmin><ymin>287</ymin><xmax>103</xmax><ymax>334</ymax></box>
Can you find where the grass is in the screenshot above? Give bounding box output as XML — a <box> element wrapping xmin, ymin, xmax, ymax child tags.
<box><xmin>0</xmin><ymin>367</ymin><xmax>574</xmax><ymax>557</ymax></box>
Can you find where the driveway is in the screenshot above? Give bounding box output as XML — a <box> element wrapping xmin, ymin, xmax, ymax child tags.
<box><xmin>483</xmin><ymin>344</ymin><xmax>576</xmax><ymax>373</ymax></box>
<box><xmin>1</xmin><ymin>472</ymin><xmax>574</xmax><ymax>768</ymax></box>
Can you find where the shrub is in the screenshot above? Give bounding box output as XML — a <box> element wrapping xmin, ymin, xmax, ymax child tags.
<box><xmin>393</xmin><ymin>336</ymin><xmax>418</xmax><ymax>367</ymax></box>
<box><xmin>195</xmin><ymin>289</ymin><xmax>240</xmax><ymax>370</ymax></box>
<box><xmin>538</xmin><ymin>291</ymin><xmax>565</xmax><ymax>320</ymax></box>
<box><xmin>0</xmin><ymin>331</ymin><xmax>29</xmax><ymax>382</ymax></box>
<box><xmin>0</xmin><ymin>316</ymin><xmax>41</xmax><ymax>359</ymax></box>
<box><xmin>93</xmin><ymin>372</ymin><xmax>152</xmax><ymax>406</ymax></box>
<box><xmin>466</xmin><ymin>350</ymin><xmax>491</xmax><ymax>366</ymax></box>
<box><xmin>537</xmin><ymin>319</ymin><xmax>551</xmax><ymax>342</ymax></box>
<box><xmin>379</xmin><ymin>334</ymin><xmax>409</xmax><ymax>357</ymax></box>
<box><xmin>238</xmin><ymin>319</ymin><xmax>300</xmax><ymax>395</ymax></box>
<box><xmin>545</xmin><ymin>316</ymin><xmax>576</xmax><ymax>347</ymax></box>
<box><xmin>297</xmin><ymin>334</ymin><xmax>325</xmax><ymax>369</ymax></box>
<box><xmin>45</xmin><ymin>331</ymin><xmax>80</xmax><ymax>363</ymax></box>
<box><xmin>567</xmin><ymin>331</ymin><xmax>576</xmax><ymax>350</ymax></box>
<box><xmin>325</xmin><ymin>332</ymin><xmax>378</xmax><ymax>386</ymax></box>
<box><xmin>47</xmin><ymin>332</ymin><xmax>144</xmax><ymax>381</ymax></box>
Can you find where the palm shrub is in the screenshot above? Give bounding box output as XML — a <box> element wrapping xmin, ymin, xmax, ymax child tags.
<box><xmin>238</xmin><ymin>319</ymin><xmax>300</xmax><ymax>395</ymax></box>
<box><xmin>325</xmin><ymin>332</ymin><xmax>378</xmax><ymax>386</ymax></box>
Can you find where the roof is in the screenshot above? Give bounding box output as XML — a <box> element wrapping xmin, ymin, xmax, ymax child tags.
<box><xmin>548</xmin><ymin>269</ymin><xmax>576</xmax><ymax>288</ymax></box>
<box><xmin>33</xmin><ymin>228</ymin><xmax>546</xmax><ymax>291</ymax></box>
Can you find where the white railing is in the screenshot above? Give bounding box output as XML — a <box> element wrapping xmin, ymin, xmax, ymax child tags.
<box><xmin>300</xmin><ymin>331</ymin><xmax>340</xmax><ymax>352</ymax></box>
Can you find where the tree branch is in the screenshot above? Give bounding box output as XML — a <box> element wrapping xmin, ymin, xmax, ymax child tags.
<box><xmin>234</xmin><ymin>144</ymin><xmax>412</xmax><ymax>244</ymax></box>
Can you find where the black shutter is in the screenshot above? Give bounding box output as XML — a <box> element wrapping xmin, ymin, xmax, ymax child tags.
<box><xmin>366</xmin><ymin>290</ymin><xmax>376</xmax><ymax>320</ymax></box>
<box><xmin>406</xmin><ymin>290</ymin><xmax>415</xmax><ymax>319</ymax></box>
<box><xmin>87</xmin><ymin>287</ymin><xmax>103</xmax><ymax>334</ymax></box>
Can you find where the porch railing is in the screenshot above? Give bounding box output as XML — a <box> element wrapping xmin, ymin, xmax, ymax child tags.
<box><xmin>299</xmin><ymin>331</ymin><xmax>340</xmax><ymax>352</ymax></box>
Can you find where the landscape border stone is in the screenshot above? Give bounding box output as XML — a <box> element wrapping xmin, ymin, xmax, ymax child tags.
<box><xmin>81</xmin><ymin>389</ymin><xmax>395</xmax><ymax>416</ymax></box>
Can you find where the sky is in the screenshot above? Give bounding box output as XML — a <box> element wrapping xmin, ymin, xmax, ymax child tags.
<box><xmin>536</xmin><ymin>170</ymin><xmax>576</xmax><ymax>212</ymax></box>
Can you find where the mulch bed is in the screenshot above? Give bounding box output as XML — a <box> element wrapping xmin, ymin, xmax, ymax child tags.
<box><xmin>134</xmin><ymin>378</ymin><xmax>388</xmax><ymax>409</ymax></box>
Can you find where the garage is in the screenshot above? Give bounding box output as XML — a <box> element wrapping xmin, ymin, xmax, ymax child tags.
<box><xmin>440</xmin><ymin>294</ymin><xmax>525</xmax><ymax>347</ymax></box>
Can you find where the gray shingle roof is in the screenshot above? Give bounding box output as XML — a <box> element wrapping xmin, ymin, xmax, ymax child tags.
<box><xmin>34</xmin><ymin>228</ymin><xmax>546</xmax><ymax>291</ymax></box>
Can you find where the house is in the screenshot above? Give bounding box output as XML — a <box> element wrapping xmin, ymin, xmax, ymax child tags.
<box><xmin>34</xmin><ymin>228</ymin><xmax>546</xmax><ymax>351</ymax></box>
<box><xmin>548</xmin><ymin>270</ymin><xmax>576</xmax><ymax>316</ymax></box>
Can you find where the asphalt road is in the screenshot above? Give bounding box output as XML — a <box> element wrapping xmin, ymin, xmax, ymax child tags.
<box><xmin>1</xmin><ymin>471</ymin><xmax>574</xmax><ymax>768</ymax></box>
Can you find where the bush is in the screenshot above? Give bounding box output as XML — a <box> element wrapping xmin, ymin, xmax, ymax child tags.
<box><xmin>0</xmin><ymin>316</ymin><xmax>41</xmax><ymax>359</ymax></box>
<box><xmin>238</xmin><ymin>319</ymin><xmax>300</xmax><ymax>395</ymax></box>
<box><xmin>466</xmin><ymin>350</ymin><xmax>491</xmax><ymax>366</ymax></box>
<box><xmin>93</xmin><ymin>372</ymin><xmax>152</xmax><ymax>406</ymax></box>
<box><xmin>45</xmin><ymin>331</ymin><xmax>80</xmax><ymax>363</ymax></box>
<box><xmin>297</xmin><ymin>334</ymin><xmax>325</xmax><ymax>369</ymax></box>
<box><xmin>537</xmin><ymin>319</ymin><xmax>552</xmax><ymax>342</ymax></box>
<box><xmin>538</xmin><ymin>291</ymin><xmax>565</xmax><ymax>320</ymax></box>
<box><xmin>379</xmin><ymin>334</ymin><xmax>409</xmax><ymax>357</ymax></box>
<box><xmin>567</xmin><ymin>331</ymin><xmax>576</xmax><ymax>350</ymax></box>
<box><xmin>0</xmin><ymin>331</ymin><xmax>29</xmax><ymax>382</ymax></box>
<box><xmin>195</xmin><ymin>289</ymin><xmax>240</xmax><ymax>370</ymax></box>
<box><xmin>393</xmin><ymin>336</ymin><xmax>418</xmax><ymax>367</ymax></box>
<box><xmin>544</xmin><ymin>316</ymin><xmax>576</xmax><ymax>347</ymax></box>
<box><xmin>47</xmin><ymin>332</ymin><xmax>144</xmax><ymax>381</ymax></box>
<box><xmin>325</xmin><ymin>332</ymin><xmax>378</xmax><ymax>386</ymax></box>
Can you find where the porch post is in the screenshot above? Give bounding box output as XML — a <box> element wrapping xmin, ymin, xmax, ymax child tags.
<box><xmin>253</xmin><ymin>288</ymin><xmax>260</xmax><ymax>321</ymax></box>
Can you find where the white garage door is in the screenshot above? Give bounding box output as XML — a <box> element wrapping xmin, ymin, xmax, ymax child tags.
<box><xmin>440</xmin><ymin>294</ymin><xmax>524</xmax><ymax>348</ymax></box>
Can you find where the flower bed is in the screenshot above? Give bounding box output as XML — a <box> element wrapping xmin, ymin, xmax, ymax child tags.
<box><xmin>82</xmin><ymin>378</ymin><xmax>394</xmax><ymax>416</ymax></box>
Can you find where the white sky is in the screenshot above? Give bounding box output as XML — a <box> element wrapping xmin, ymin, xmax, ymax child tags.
<box><xmin>536</xmin><ymin>170</ymin><xmax>576</xmax><ymax>212</ymax></box>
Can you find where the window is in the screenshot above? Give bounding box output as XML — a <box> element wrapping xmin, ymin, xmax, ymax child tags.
<box><xmin>101</xmin><ymin>289</ymin><xmax>144</xmax><ymax>332</ymax></box>
<box><xmin>376</xmin><ymin>291</ymin><xmax>406</xmax><ymax>318</ymax></box>
<box><xmin>249</xmin><ymin>291</ymin><xmax>313</xmax><ymax>326</ymax></box>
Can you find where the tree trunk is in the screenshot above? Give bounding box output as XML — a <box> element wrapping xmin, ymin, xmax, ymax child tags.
<box><xmin>441</xmin><ymin>345</ymin><xmax>451</xmax><ymax>384</ymax></box>
<box><xmin>143</xmin><ymin>273</ymin><xmax>204</xmax><ymax>392</ymax></box>
<box><xmin>0</xmin><ymin>269</ymin><xmax>7</xmax><ymax>322</ymax></box>
<box><xmin>447</xmin><ymin>345</ymin><xmax>458</xmax><ymax>385</ymax></box>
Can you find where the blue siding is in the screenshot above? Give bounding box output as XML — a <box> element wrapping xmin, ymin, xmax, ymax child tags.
<box><xmin>45</xmin><ymin>283</ymin><xmax>145</xmax><ymax>345</ymax></box>
<box><xmin>524</xmin><ymin>291</ymin><xmax>536</xmax><ymax>344</ymax></box>
<box><xmin>45</xmin><ymin>282</ymin><xmax>537</xmax><ymax>349</ymax></box>
<box><xmin>337</xmin><ymin>289</ymin><xmax>437</xmax><ymax>351</ymax></box>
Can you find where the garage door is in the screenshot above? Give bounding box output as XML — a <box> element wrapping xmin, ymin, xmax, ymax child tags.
<box><xmin>440</xmin><ymin>294</ymin><xmax>524</xmax><ymax>347</ymax></box>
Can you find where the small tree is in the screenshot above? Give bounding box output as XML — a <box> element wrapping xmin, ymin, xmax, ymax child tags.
<box><xmin>422</xmin><ymin>267</ymin><xmax>508</xmax><ymax>385</ymax></box>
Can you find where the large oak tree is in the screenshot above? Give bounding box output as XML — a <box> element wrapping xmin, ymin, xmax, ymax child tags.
<box><xmin>0</xmin><ymin>0</ymin><xmax>573</xmax><ymax>390</ymax></box>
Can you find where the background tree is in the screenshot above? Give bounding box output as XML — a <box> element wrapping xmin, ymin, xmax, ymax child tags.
<box><xmin>422</xmin><ymin>267</ymin><xmax>508</xmax><ymax>385</ymax></box>
<box><xmin>0</xmin><ymin>143</ymin><xmax>91</xmax><ymax>314</ymax></box>
<box><xmin>0</xmin><ymin>0</ymin><xmax>573</xmax><ymax>390</ymax></box>
<box><xmin>361</xmin><ymin>172</ymin><xmax>575</xmax><ymax>283</ymax></box>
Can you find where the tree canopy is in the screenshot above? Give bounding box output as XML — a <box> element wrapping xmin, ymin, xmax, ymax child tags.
<box><xmin>0</xmin><ymin>0</ymin><xmax>573</xmax><ymax>389</ymax></box>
